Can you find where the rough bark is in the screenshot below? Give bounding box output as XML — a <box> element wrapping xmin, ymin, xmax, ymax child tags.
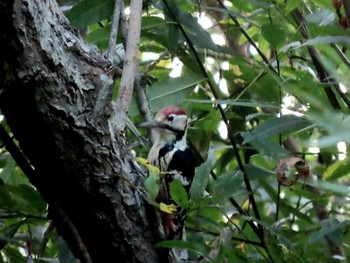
<box><xmin>0</xmin><ymin>0</ymin><xmax>159</xmax><ymax>262</ymax></box>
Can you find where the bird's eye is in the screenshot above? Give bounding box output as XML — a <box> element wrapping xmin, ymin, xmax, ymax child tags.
<box><xmin>167</xmin><ymin>115</ymin><xmax>174</xmax><ymax>121</ymax></box>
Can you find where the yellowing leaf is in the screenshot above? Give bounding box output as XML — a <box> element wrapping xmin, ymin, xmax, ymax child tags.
<box><xmin>136</xmin><ymin>157</ymin><xmax>161</xmax><ymax>174</ymax></box>
<box><xmin>159</xmin><ymin>202</ymin><xmax>177</xmax><ymax>214</ymax></box>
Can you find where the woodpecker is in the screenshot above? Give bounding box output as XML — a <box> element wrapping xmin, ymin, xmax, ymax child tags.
<box><xmin>140</xmin><ymin>106</ymin><xmax>195</xmax><ymax>241</ymax></box>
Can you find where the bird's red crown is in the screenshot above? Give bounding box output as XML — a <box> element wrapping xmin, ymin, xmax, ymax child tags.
<box><xmin>157</xmin><ymin>106</ymin><xmax>187</xmax><ymax>118</ymax></box>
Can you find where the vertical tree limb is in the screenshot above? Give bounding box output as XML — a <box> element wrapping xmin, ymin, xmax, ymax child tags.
<box><xmin>113</xmin><ymin>0</ymin><xmax>142</xmax><ymax>133</ymax></box>
<box><xmin>107</xmin><ymin>0</ymin><xmax>122</xmax><ymax>61</ymax></box>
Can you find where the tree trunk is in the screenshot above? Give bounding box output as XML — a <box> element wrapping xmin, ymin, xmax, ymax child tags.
<box><xmin>0</xmin><ymin>0</ymin><xmax>159</xmax><ymax>262</ymax></box>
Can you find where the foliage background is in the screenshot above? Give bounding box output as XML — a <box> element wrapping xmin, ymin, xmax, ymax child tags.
<box><xmin>1</xmin><ymin>0</ymin><xmax>350</xmax><ymax>262</ymax></box>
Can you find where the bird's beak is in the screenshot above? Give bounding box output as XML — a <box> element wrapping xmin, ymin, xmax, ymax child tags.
<box><xmin>138</xmin><ymin>120</ymin><xmax>161</xmax><ymax>128</ymax></box>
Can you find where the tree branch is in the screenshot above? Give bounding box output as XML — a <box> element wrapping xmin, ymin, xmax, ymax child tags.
<box><xmin>113</xmin><ymin>0</ymin><xmax>143</xmax><ymax>132</ymax></box>
<box><xmin>107</xmin><ymin>0</ymin><xmax>122</xmax><ymax>61</ymax></box>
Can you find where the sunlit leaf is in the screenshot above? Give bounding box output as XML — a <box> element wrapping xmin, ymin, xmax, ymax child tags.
<box><xmin>136</xmin><ymin>157</ymin><xmax>161</xmax><ymax>174</ymax></box>
<box><xmin>323</xmin><ymin>158</ymin><xmax>350</xmax><ymax>180</ymax></box>
<box><xmin>159</xmin><ymin>203</ymin><xmax>177</xmax><ymax>214</ymax></box>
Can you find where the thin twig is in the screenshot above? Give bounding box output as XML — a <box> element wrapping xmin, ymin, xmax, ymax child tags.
<box><xmin>215</xmin><ymin>0</ymin><xmax>277</xmax><ymax>75</ymax></box>
<box><xmin>113</xmin><ymin>0</ymin><xmax>143</xmax><ymax>132</ymax></box>
<box><xmin>0</xmin><ymin>125</ymin><xmax>36</xmax><ymax>182</ymax></box>
<box><xmin>54</xmin><ymin>202</ymin><xmax>93</xmax><ymax>263</ymax></box>
<box><xmin>217</xmin><ymin>207</ymin><xmax>271</xmax><ymax>262</ymax></box>
<box><xmin>38</xmin><ymin>221</ymin><xmax>55</xmax><ymax>258</ymax></box>
<box><xmin>134</xmin><ymin>74</ymin><xmax>157</xmax><ymax>143</ymax></box>
<box><xmin>331</xmin><ymin>43</ymin><xmax>350</xmax><ymax>70</ymax></box>
<box><xmin>107</xmin><ymin>0</ymin><xmax>122</xmax><ymax>60</ymax></box>
<box><xmin>145</xmin><ymin>51</ymin><xmax>170</xmax><ymax>73</ymax></box>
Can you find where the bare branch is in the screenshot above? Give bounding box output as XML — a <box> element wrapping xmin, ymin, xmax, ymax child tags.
<box><xmin>107</xmin><ymin>0</ymin><xmax>122</xmax><ymax>61</ymax></box>
<box><xmin>120</xmin><ymin>0</ymin><xmax>129</xmax><ymax>48</ymax></box>
<box><xmin>113</xmin><ymin>0</ymin><xmax>142</xmax><ymax>132</ymax></box>
<box><xmin>134</xmin><ymin>73</ymin><xmax>156</xmax><ymax>143</ymax></box>
<box><xmin>117</xmin><ymin>0</ymin><xmax>156</xmax><ymax>143</ymax></box>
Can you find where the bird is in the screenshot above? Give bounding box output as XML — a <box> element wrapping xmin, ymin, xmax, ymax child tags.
<box><xmin>139</xmin><ymin>105</ymin><xmax>195</xmax><ymax>243</ymax></box>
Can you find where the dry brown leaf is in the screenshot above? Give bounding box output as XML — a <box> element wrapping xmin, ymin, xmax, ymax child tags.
<box><xmin>276</xmin><ymin>157</ymin><xmax>307</xmax><ymax>186</ymax></box>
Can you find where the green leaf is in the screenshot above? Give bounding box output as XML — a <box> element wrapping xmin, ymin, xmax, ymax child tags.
<box><xmin>203</xmin><ymin>6</ymin><xmax>257</xmax><ymax>26</ymax></box>
<box><xmin>305</xmin><ymin>180</ymin><xmax>350</xmax><ymax>196</ymax></box>
<box><xmin>190</xmin><ymin>149</ymin><xmax>216</xmax><ymax>203</ymax></box>
<box><xmin>247</xmin><ymin>138</ymin><xmax>289</xmax><ymax>157</ymax></box>
<box><xmin>245</xmin><ymin>164</ymin><xmax>275</xmax><ymax>181</ymax></box>
<box><xmin>305</xmin><ymin>9</ymin><xmax>336</xmax><ymax>26</ymax></box>
<box><xmin>166</xmin><ymin>22</ymin><xmax>179</xmax><ymax>52</ymax></box>
<box><xmin>0</xmin><ymin>223</ymin><xmax>21</xmax><ymax>250</ymax></box>
<box><xmin>243</xmin><ymin>115</ymin><xmax>313</xmax><ymax>144</ymax></box>
<box><xmin>308</xmin><ymin>219</ymin><xmax>350</xmax><ymax>246</ymax></box>
<box><xmin>294</xmin><ymin>36</ymin><xmax>350</xmax><ymax>49</ymax></box>
<box><xmin>261</xmin><ymin>23</ymin><xmax>287</xmax><ymax>49</ymax></box>
<box><xmin>285</xmin><ymin>0</ymin><xmax>302</xmax><ymax>13</ymax></box>
<box><xmin>57</xmin><ymin>236</ymin><xmax>76</xmax><ymax>263</ymax></box>
<box><xmin>186</xmin><ymin>99</ymin><xmax>280</xmax><ymax>109</ymax></box>
<box><xmin>0</xmin><ymin>184</ymin><xmax>47</xmax><ymax>215</ymax></box>
<box><xmin>155</xmin><ymin>240</ymin><xmax>206</xmax><ymax>257</ymax></box>
<box><xmin>169</xmin><ymin>179</ymin><xmax>189</xmax><ymax>209</ymax></box>
<box><xmin>144</xmin><ymin>170</ymin><xmax>160</xmax><ymax>200</ymax></box>
<box><xmin>162</xmin><ymin>0</ymin><xmax>180</xmax><ymax>52</ymax></box>
<box><xmin>179</xmin><ymin>12</ymin><xmax>218</xmax><ymax>52</ymax></box>
<box><xmin>148</xmin><ymin>72</ymin><xmax>206</xmax><ymax>112</ymax></box>
<box><xmin>67</xmin><ymin>0</ymin><xmax>114</xmax><ymax>28</ymax></box>
<box><xmin>212</xmin><ymin>170</ymin><xmax>243</xmax><ymax>200</ymax></box>
<box><xmin>323</xmin><ymin>159</ymin><xmax>350</xmax><ymax>180</ymax></box>
<box><xmin>0</xmin><ymin>156</ymin><xmax>29</xmax><ymax>186</ymax></box>
<box><xmin>142</xmin><ymin>16</ymin><xmax>167</xmax><ymax>31</ymax></box>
